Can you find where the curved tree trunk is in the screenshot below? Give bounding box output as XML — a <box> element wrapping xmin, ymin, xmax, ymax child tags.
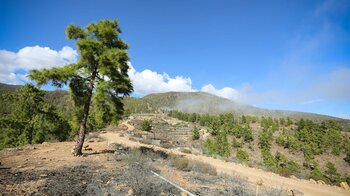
<box><xmin>73</xmin><ymin>72</ymin><xmax>96</xmax><ymax>156</ymax></box>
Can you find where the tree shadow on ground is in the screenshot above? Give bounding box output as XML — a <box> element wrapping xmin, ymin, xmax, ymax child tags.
<box><xmin>0</xmin><ymin>162</ymin><xmax>128</xmax><ymax>195</ymax></box>
<box><xmin>84</xmin><ymin>149</ymin><xmax>115</xmax><ymax>156</ymax></box>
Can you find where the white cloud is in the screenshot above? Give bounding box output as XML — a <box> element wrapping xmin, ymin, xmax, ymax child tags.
<box><xmin>0</xmin><ymin>72</ymin><xmax>27</xmax><ymax>85</ymax></box>
<box><xmin>0</xmin><ymin>45</ymin><xmax>77</xmax><ymax>84</ymax></box>
<box><xmin>128</xmin><ymin>64</ymin><xmax>193</xmax><ymax>95</ymax></box>
<box><xmin>201</xmin><ymin>84</ymin><xmax>240</xmax><ymax>101</ymax></box>
<box><xmin>0</xmin><ymin>46</ymin><xmax>247</xmax><ymax>101</ymax></box>
<box><xmin>0</xmin><ymin>45</ymin><xmax>247</xmax><ymax>102</ymax></box>
<box><xmin>128</xmin><ymin>64</ymin><xmax>247</xmax><ymax>102</ymax></box>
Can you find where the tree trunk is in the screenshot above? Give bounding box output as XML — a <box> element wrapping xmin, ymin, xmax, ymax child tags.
<box><xmin>73</xmin><ymin>72</ymin><xmax>96</xmax><ymax>156</ymax></box>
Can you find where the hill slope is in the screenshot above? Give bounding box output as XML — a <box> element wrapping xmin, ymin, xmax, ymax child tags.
<box><xmin>1</xmin><ymin>83</ymin><xmax>349</xmax><ymax>127</ymax></box>
<box><xmin>134</xmin><ymin>92</ymin><xmax>350</xmax><ymax>127</ymax></box>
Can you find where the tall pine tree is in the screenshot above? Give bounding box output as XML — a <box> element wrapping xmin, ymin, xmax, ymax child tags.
<box><xmin>29</xmin><ymin>20</ymin><xmax>133</xmax><ymax>156</ymax></box>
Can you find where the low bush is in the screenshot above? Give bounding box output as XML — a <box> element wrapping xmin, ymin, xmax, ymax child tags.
<box><xmin>124</xmin><ymin>149</ymin><xmax>153</xmax><ymax>195</ymax></box>
<box><xmin>141</xmin><ymin>120</ymin><xmax>152</xmax><ymax>132</ymax></box>
<box><xmin>262</xmin><ymin>150</ymin><xmax>300</xmax><ymax>177</ymax></box>
<box><xmin>171</xmin><ymin>156</ymin><xmax>190</xmax><ymax>171</ymax></box>
<box><xmin>232</xmin><ymin>137</ymin><xmax>243</xmax><ymax>148</ymax></box>
<box><xmin>309</xmin><ymin>167</ymin><xmax>325</xmax><ymax>181</ymax></box>
<box><xmin>189</xmin><ymin>160</ymin><xmax>217</xmax><ymax>175</ymax></box>
<box><xmin>236</xmin><ymin>149</ymin><xmax>249</xmax><ymax>162</ymax></box>
<box><xmin>223</xmin><ymin>175</ymin><xmax>253</xmax><ymax>196</ymax></box>
<box><xmin>168</xmin><ymin>155</ymin><xmax>217</xmax><ymax>175</ymax></box>
<box><xmin>324</xmin><ymin>162</ymin><xmax>341</xmax><ymax>185</ymax></box>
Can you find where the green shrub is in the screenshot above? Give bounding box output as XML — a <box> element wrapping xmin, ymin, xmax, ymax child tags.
<box><xmin>309</xmin><ymin>167</ymin><xmax>325</xmax><ymax>181</ymax></box>
<box><xmin>232</xmin><ymin>137</ymin><xmax>243</xmax><ymax>148</ymax></box>
<box><xmin>236</xmin><ymin>149</ymin><xmax>249</xmax><ymax>162</ymax></box>
<box><xmin>324</xmin><ymin>162</ymin><xmax>341</xmax><ymax>185</ymax></box>
<box><xmin>345</xmin><ymin>176</ymin><xmax>350</xmax><ymax>186</ymax></box>
<box><xmin>275</xmin><ymin>152</ymin><xmax>300</xmax><ymax>177</ymax></box>
<box><xmin>344</xmin><ymin>150</ymin><xmax>350</xmax><ymax>165</ymax></box>
<box><xmin>141</xmin><ymin>120</ymin><xmax>152</xmax><ymax>132</ymax></box>
<box><xmin>303</xmin><ymin>159</ymin><xmax>318</xmax><ymax>170</ymax></box>
<box><xmin>261</xmin><ymin>150</ymin><xmax>300</xmax><ymax>176</ymax></box>
<box><xmin>261</xmin><ymin>149</ymin><xmax>276</xmax><ymax>169</ymax></box>
<box><xmin>192</xmin><ymin>126</ymin><xmax>200</xmax><ymax>140</ymax></box>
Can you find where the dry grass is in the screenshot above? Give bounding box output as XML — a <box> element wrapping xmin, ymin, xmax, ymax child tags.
<box><xmin>168</xmin><ymin>155</ymin><xmax>217</xmax><ymax>175</ymax></box>
<box><xmin>160</xmin><ymin>143</ymin><xmax>173</xmax><ymax>149</ymax></box>
<box><xmin>181</xmin><ymin>149</ymin><xmax>192</xmax><ymax>154</ymax></box>
<box><xmin>189</xmin><ymin>160</ymin><xmax>217</xmax><ymax>175</ymax></box>
<box><xmin>124</xmin><ymin>149</ymin><xmax>154</xmax><ymax>195</ymax></box>
<box><xmin>171</xmin><ymin>156</ymin><xmax>190</xmax><ymax>171</ymax></box>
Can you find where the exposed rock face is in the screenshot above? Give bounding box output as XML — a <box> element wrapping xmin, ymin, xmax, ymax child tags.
<box><xmin>309</xmin><ymin>179</ymin><xmax>317</xmax><ymax>184</ymax></box>
<box><xmin>317</xmin><ymin>180</ymin><xmax>326</xmax><ymax>185</ymax></box>
<box><xmin>340</xmin><ymin>182</ymin><xmax>350</xmax><ymax>190</ymax></box>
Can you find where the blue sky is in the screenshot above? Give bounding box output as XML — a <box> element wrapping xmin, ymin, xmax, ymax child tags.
<box><xmin>0</xmin><ymin>0</ymin><xmax>350</xmax><ymax>118</ymax></box>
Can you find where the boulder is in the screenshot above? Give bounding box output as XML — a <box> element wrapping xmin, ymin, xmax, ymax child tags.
<box><xmin>317</xmin><ymin>180</ymin><xmax>326</xmax><ymax>185</ymax></box>
<box><xmin>180</xmin><ymin>192</ymin><xmax>187</xmax><ymax>196</ymax></box>
<box><xmin>340</xmin><ymin>182</ymin><xmax>350</xmax><ymax>190</ymax></box>
<box><xmin>120</xmin><ymin>124</ymin><xmax>128</xmax><ymax>131</ymax></box>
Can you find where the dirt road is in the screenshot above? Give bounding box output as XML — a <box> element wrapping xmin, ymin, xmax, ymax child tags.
<box><xmin>100</xmin><ymin>131</ymin><xmax>350</xmax><ymax>196</ymax></box>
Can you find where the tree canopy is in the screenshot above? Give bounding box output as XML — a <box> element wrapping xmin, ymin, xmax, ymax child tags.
<box><xmin>0</xmin><ymin>84</ymin><xmax>69</xmax><ymax>149</ymax></box>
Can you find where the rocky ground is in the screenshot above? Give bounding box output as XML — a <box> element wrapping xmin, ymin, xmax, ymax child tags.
<box><xmin>0</xmin><ymin>132</ymin><xmax>258</xmax><ymax>195</ymax></box>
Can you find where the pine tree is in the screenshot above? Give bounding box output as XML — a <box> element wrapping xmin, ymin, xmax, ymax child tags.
<box><xmin>29</xmin><ymin>20</ymin><xmax>133</xmax><ymax>156</ymax></box>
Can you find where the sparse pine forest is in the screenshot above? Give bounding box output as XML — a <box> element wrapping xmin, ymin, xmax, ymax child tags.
<box><xmin>167</xmin><ymin>110</ymin><xmax>350</xmax><ymax>186</ymax></box>
<box><xmin>1</xmin><ymin>81</ymin><xmax>350</xmax><ymax>187</ymax></box>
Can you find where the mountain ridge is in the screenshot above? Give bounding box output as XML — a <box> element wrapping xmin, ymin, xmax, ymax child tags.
<box><xmin>1</xmin><ymin>83</ymin><xmax>349</xmax><ymax>128</ymax></box>
<box><xmin>142</xmin><ymin>91</ymin><xmax>341</xmax><ymax>119</ymax></box>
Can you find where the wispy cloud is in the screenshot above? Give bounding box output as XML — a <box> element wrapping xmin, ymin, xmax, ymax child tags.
<box><xmin>314</xmin><ymin>68</ymin><xmax>350</xmax><ymax>101</ymax></box>
<box><xmin>201</xmin><ymin>84</ymin><xmax>240</xmax><ymax>101</ymax></box>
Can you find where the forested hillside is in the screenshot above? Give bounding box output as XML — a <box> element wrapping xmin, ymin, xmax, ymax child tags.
<box><xmin>1</xmin><ymin>83</ymin><xmax>349</xmax><ymax>150</ymax></box>
<box><xmin>1</xmin><ymin>83</ymin><xmax>350</xmax><ymax>128</ymax></box>
<box><xmin>167</xmin><ymin>110</ymin><xmax>350</xmax><ymax>186</ymax></box>
<box><xmin>1</xmin><ymin>83</ymin><xmax>350</xmax><ymax>188</ymax></box>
